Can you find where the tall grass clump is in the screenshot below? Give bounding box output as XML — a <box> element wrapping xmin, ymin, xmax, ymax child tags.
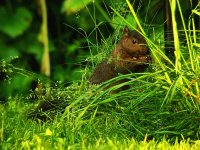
<box><xmin>105</xmin><ymin>0</ymin><xmax>200</xmax><ymax>140</ymax></box>
<box><xmin>27</xmin><ymin>0</ymin><xmax>200</xmax><ymax>142</ymax></box>
<box><xmin>62</xmin><ymin>0</ymin><xmax>200</xmax><ymax>141</ymax></box>
<box><xmin>42</xmin><ymin>0</ymin><xmax>200</xmax><ymax>140</ymax></box>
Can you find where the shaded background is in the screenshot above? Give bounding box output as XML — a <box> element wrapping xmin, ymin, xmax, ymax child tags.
<box><xmin>0</xmin><ymin>0</ymin><xmax>195</xmax><ymax>99</ymax></box>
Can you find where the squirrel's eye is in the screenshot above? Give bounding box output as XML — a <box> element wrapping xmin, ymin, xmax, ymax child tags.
<box><xmin>132</xmin><ymin>39</ymin><xmax>137</xmax><ymax>44</ymax></box>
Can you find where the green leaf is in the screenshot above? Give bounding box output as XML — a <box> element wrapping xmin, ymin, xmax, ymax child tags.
<box><xmin>0</xmin><ymin>7</ymin><xmax>32</xmax><ymax>38</ymax></box>
<box><xmin>0</xmin><ymin>41</ymin><xmax>20</xmax><ymax>59</ymax></box>
<box><xmin>62</xmin><ymin>0</ymin><xmax>93</xmax><ymax>15</ymax></box>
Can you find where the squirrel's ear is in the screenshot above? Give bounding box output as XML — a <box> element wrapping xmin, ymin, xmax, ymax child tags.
<box><xmin>123</xmin><ymin>26</ymin><xmax>129</xmax><ymax>36</ymax></box>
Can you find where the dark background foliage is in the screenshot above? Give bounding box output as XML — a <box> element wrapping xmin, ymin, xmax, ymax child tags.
<box><xmin>0</xmin><ymin>0</ymin><xmax>112</xmax><ymax>99</ymax></box>
<box><xmin>0</xmin><ymin>0</ymin><xmax>196</xmax><ymax>100</ymax></box>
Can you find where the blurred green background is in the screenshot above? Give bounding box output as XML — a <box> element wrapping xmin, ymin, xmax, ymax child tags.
<box><xmin>0</xmin><ymin>0</ymin><xmax>113</xmax><ymax>99</ymax></box>
<box><xmin>0</xmin><ymin>0</ymin><xmax>195</xmax><ymax>100</ymax></box>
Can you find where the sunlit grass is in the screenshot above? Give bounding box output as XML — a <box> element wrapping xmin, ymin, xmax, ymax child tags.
<box><xmin>1</xmin><ymin>95</ymin><xmax>200</xmax><ymax>149</ymax></box>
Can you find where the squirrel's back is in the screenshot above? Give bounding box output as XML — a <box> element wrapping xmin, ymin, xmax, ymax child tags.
<box><xmin>89</xmin><ymin>27</ymin><xmax>151</xmax><ymax>85</ymax></box>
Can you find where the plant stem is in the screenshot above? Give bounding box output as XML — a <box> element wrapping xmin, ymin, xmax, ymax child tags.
<box><xmin>39</xmin><ymin>0</ymin><xmax>50</xmax><ymax>77</ymax></box>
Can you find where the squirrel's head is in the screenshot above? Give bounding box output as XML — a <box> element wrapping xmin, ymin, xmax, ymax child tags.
<box><xmin>120</xmin><ymin>27</ymin><xmax>149</xmax><ymax>57</ymax></box>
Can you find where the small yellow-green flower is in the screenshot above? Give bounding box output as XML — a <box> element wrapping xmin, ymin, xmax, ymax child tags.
<box><xmin>45</xmin><ymin>128</ymin><xmax>52</xmax><ymax>136</ymax></box>
<box><xmin>36</xmin><ymin>136</ymin><xmax>41</xmax><ymax>144</ymax></box>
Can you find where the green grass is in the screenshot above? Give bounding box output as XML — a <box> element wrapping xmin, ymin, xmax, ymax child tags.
<box><xmin>1</xmin><ymin>0</ymin><xmax>200</xmax><ymax>149</ymax></box>
<box><xmin>1</xmin><ymin>95</ymin><xmax>200</xmax><ymax>149</ymax></box>
<box><xmin>1</xmin><ymin>94</ymin><xmax>200</xmax><ymax>149</ymax></box>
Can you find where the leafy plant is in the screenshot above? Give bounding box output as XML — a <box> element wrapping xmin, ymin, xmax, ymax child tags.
<box><xmin>0</xmin><ymin>58</ymin><xmax>15</xmax><ymax>81</ymax></box>
<box><xmin>0</xmin><ymin>7</ymin><xmax>32</xmax><ymax>38</ymax></box>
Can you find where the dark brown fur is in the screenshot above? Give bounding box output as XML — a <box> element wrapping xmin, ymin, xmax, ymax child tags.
<box><xmin>89</xmin><ymin>27</ymin><xmax>151</xmax><ymax>91</ymax></box>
